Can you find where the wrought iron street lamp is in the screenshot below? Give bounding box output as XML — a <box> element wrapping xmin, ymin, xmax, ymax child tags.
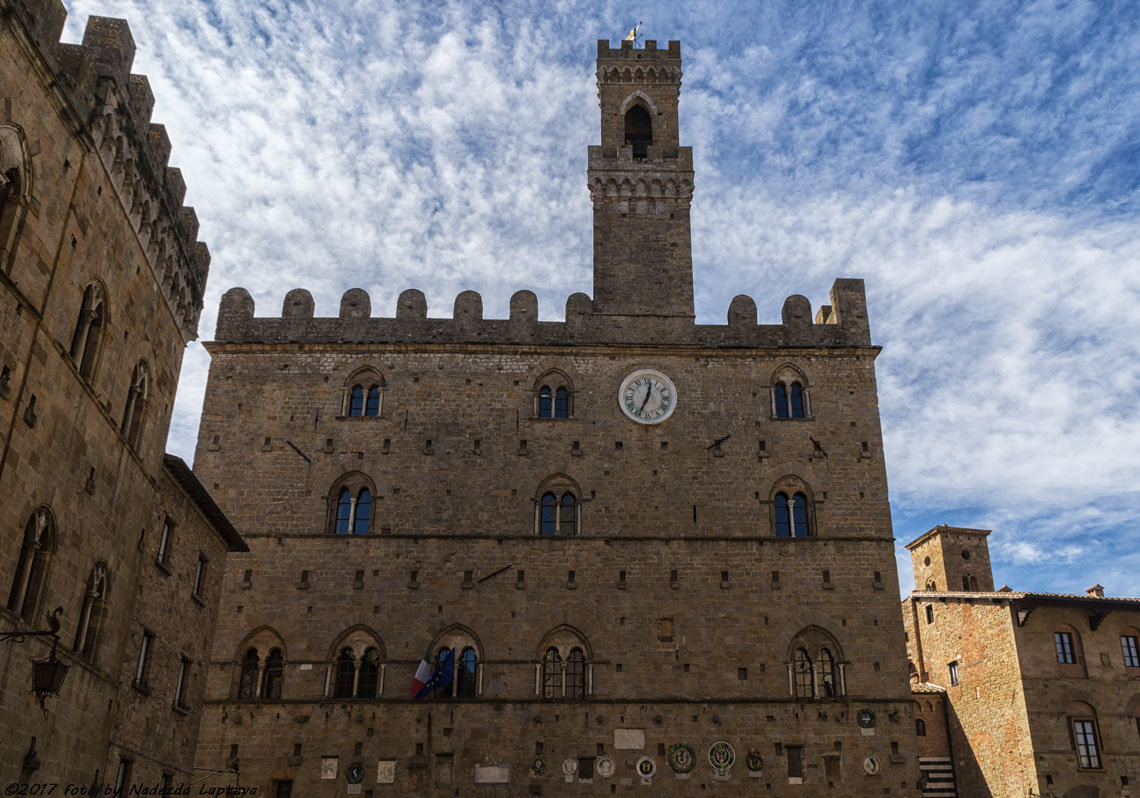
<box><xmin>1</xmin><ymin>607</ymin><xmax>69</xmax><ymax>713</ymax></box>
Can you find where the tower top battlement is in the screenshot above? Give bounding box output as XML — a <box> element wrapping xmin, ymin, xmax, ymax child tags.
<box><xmin>5</xmin><ymin>0</ymin><xmax>210</xmax><ymax>338</ymax></box>
<box><xmin>596</xmin><ymin>39</ymin><xmax>681</xmax><ymax>60</ymax></box>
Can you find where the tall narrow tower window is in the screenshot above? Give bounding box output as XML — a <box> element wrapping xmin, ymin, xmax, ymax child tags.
<box><xmin>624</xmin><ymin>105</ymin><xmax>652</xmax><ymax>159</ymax></box>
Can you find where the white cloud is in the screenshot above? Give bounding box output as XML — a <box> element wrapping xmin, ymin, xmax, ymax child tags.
<box><xmin>58</xmin><ymin>0</ymin><xmax>1140</xmax><ymax>596</ymax></box>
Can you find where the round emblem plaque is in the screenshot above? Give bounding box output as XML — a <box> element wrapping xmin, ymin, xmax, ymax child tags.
<box><xmin>636</xmin><ymin>757</ymin><xmax>657</xmax><ymax>778</ymax></box>
<box><xmin>596</xmin><ymin>756</ymin><xmax>616</xmax><ymax>778</ymax></box>
<box><xmin>857</xmin><ymin>708</ymin><xmax>876</xmax><ymax>729</ymax></box>
<box><xmin>745</xmin><ymin>751</ymin><xmax>764</xmax><ymax>772</ymax></box>
<box><xmin>708</xmin><ymin>741</ymin><xmax>735</xmax><ymax>772</ymax></box>
<box><xmin>561</xmin><ymin>758</ymin><xmax>578</xmax><ymax>777</ymax></box>
<box><xmin>345</xmin><ymin>764</ymin><xmax>364</xmax><ymax>784</ymax></box>
<box><xmin>667</xmin><ymin>742</ymin><xmax>696</xmax><ymax>774</ymax></box>
<box><xmin>531</xmin><ymin>757</ymin><xmax>545</xmax><ymax>774</ymax></box>
<box><xmin>862</xmin><ymin>756</ymin><xmax>881</xmax><ymax>775</ymax></box>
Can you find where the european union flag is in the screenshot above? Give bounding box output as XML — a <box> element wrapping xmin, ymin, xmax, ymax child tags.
<box><xmin>414</xmin><ymin>647</ymin><xmax>455</xmax><ymax>699</ymax></box>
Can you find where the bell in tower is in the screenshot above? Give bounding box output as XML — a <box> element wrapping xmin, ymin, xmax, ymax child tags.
<box><xmin>587</xmin><ymin>38</ymin><xmax>695</xmax><ymax>320</ymax></box>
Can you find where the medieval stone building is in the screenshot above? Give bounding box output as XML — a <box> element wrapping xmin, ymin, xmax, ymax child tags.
<box><xmin>0</xmin><ymin>0</ymin><xmax>244</xmax><ymax>786</ymax></box>
<box><xmin>191</xmin><ymin>39</ymin><xmax>922</xmax><ymax>795</ymax></box>
<box><xmin>903</xmin><ymin>525</ymin><xmax>1140</xmax><ymax>798</ymax></box>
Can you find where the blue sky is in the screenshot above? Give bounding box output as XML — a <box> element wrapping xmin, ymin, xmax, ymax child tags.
<box><xmin>63</xmin><ymin>0</ymin><xmax>1140</xmax><ymax>596</ymax></box>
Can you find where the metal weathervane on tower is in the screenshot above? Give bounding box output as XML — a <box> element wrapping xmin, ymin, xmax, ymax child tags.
<box><xmin>624</xmin><ymin>21</ymin><xmax>642</xmax><ymax>43</ymax></box>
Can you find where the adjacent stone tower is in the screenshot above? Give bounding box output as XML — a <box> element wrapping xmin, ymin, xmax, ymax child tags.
<box><xmin>588</xmin><ymin>40</ymin><xmax>694</xmax><ymax>319</ymax></box>
<box><xmin>905</xmin><ymin>525</ymin><xmax>995</xmax><ymax>593</ymax></box>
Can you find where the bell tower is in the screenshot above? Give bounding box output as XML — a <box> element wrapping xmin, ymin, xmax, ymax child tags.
<box><xmin>588</xmin><ymin>39</ymin><xmax>695</xmax><ymax>319</ymax></box>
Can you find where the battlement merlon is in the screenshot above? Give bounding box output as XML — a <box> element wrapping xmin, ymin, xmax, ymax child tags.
<box><xmin>211</xmin><ymin>278</ymin><xmax>873</xmax><ymax>350</ymax></box>
<box><xmin>3</xmin><ymin>0</ymin><xmax>213</xmax><ymax>340</ymax></box>
<box><xmin>597</xmin><ymin>39</ymin><xmax>681</xmax><ymax>61</ymax></box>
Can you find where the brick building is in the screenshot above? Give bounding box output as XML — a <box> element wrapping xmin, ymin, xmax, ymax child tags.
<box><xmin>191</xmin><ymin>39</ymin><xmax>922</xmax><ymax>795</ymax></box>
<box><xmin>0</xmin><ymin>0</ymin><xmax>244</xmax><ymax>787</ymax></box>
<box><xmin>903</xmin><ymin>525</ymin><xmax>1140</xmax><ymax>797</ymax></box>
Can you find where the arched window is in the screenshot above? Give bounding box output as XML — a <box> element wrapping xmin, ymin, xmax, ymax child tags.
<box><xmin>7</xmin><ymin>507</ymin><xmax>55</xmax><ymax>624</ymax></box>
<box><xmin>74</xmin><ymin>563</ymin><xmax>109</xmax><ymax>663</ymax></box>
<box><xmin>333</xmin><ymin>648</ymin><xmax>356</xmax><ymax>698</ymax></box>
<box><xmin>789</xmin><ymin>383</ymin><xmax>805</xmax><ymax>418</ymax></box>
<box><xmin>962</xmin><ymin>575</ymin><xmax>970</xmax><ymax>591</ymax></box>
<box><xmin>536</xmin><ymin>477</ymin><xmax>581</xmax><ymax>536</ymax></box>
<box><xmin>534</xmin><ymin>370</ymin><xmax>574</xmax><ymax>419</ymax></box>
<box><xmin>0</xmin><ymin>168</ymin><xmax>18</xmax><ymax>226</ymax></box>
<box><xmin>0</xmin><ymin>164</ymin><xmax>22</xmax><ymax>251</ymax></box>
<box><xmin>819</xmin><ymin>649</ymin><xmax>837</xmax><ymax>697</ymax></box>
<box><xmin>238</xmin><ymin>649</ymin><xmax>260</xmax><ymax>698</ymax></box>
<box><xmin>342</xmin><ymin>368</ymin><xmax>385</xmax><ymax>418</ymax></box>
<box><xmin>788</xmin><ymin>626</ymin><xmax>846</xmax><ymax>699</ymax></box>
<box><xmin>915</xmin><ymin>718</ymin><xmax>926</xmax><ymax>736</ymax></box>
<box><xmin>120</xmin><ymin>361</ymin><xmax>149</xmax><ymax>452</ymax></box>
<box><xmin>1054</xmin><ymin>625</ymin><xmax>1087</xmax><ymax>677</ymax></box>
<box><xmin>430</xmin><ymin>627</ymin><xmax>482</xmax><ymax>699</ymax></box>
<box><xmin>358</xmin><ymin>648</ymin><xmax>381</xmax><ymax>698</ymax></box>
<box><xmin>335</xmin><ymin>489</ymin><xmax>352</xmax><ymax>534</ymax></box>
<box><xmin>773</xmin><ymin>491</ymin><xmax>811</xmax><ymax>537</ymax></box>
<box><xmin>793</xmin><ymin>649</ymin><xmax>814</xmax><ymax>698</ymax></box>
<box><xmin>262</xmin><ymin>648</ymin><xmax>284</xmax><ymax>698</ymax></box>
<box><xmin>536</xmin><ymin>627</ymin><xmax>591</xmax><ymax>700</ymax></box>
<box><xmin>328</xmin><ymin>475</ymin><xmax>376</xmax><ymax>535</ymax></box>
<box><xmin>542</xmin><ymin>648</ymin><xmax>561</xmax><ymax>698</ymax></box>
<box><xmin>354</xmin><ymin>489</ymin><xmax>371</xmax><ymax>535</ymax></box>
<box><xmin>541</xmin><ymin>493</ymin><xmax>558</xmax><ymax>535</ymax></box>
<box><xmin>567</xmin><ymin>648</ymin><xmax>586</xmax><ymax>699</ymax></box>
<box><xmin>624</xmin><ymin>104</ymin><xmax>652</xmax><ymax>159</ymax></box>
<box><xmin>771</xmin><ymin>366</ymin><xmax>811</xmax><ymax>419</ymax></box>
<box><xmin>774</xmin><ymin>383</ymin><xmax>789</xmax><ymax>418</ymax></box>
<box><xmin>457</xmin><ymin>647</ymin><xmax>477</xmax><ymax>698</ymax></box>
<box><xmin>1066</xmin><ymin>701</ymin><xmax>1102</xmax><ymax>770</ymax></box>
<box><xmin>69</xmin><ymin>283</ymin><xmax>106</xmax><ymax>380</ymax></box>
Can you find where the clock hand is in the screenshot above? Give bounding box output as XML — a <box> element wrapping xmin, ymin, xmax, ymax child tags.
<box><xmin>640</xmin><ymin>383</ymin><xmax>652</xmax><ymax>412</ymax></box>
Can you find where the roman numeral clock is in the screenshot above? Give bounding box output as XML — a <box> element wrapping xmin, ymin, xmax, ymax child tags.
<box><xmin>619</xmin><ymin>369</ymin><xmax>677</xmax><ymax>424</ymax></box>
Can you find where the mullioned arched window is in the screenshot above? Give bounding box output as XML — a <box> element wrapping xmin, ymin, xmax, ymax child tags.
<box><xmin>787</xmin><ymin>626</ymin><xmax>846</xmax><ymax>699</ymax></box>
<box><xmin>69</xmin><ymin>282</ymin><xmax>107</xmax><ymax>380</ymax></box>
<box><xmin>6</xmin><ymin>507</ymin><xmax>56</xmax><ymax>624</ymax></box>
<box><xmin>327</xmin><ymin>473</ymin><xmax>375</xmax><ymax>535</ymax></box>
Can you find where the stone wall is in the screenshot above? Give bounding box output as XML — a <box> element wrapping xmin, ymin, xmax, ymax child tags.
<box><xmin>0</xmin><ymin>0</ymin><xmax>219</xmax><ymax>786</ymax></box>
<box><xmin>105</xmin><ymin>459</ymin><xmax>245</xmax><ymax>786</ymax></box>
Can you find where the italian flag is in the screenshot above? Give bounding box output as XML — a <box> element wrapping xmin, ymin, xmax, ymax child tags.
<box><xmin>411</xmin><ymin>646</ymin><xmax>432</xmax><ymax>698</ymax></box>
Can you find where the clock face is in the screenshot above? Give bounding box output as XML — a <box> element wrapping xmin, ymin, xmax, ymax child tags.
<box><xmin>619</xmin><ymin>369</ymin><xmax>677</xmax><ymax>424</ymax></box>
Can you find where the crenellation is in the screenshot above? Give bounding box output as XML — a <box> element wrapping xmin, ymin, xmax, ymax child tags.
<box><xmin>597</xmin><ymin>38</ymin><xmax>682</xmax><ymax>61</ymax></box>
<box><xmin>80</xmin><ymin>16</ymin><xmax>135</xmax><ymax>86</ymax></box>
<box><xmin>210</xmin><ymin>280</ymin><xmax>870</xmax><ymax>350</ymax></box>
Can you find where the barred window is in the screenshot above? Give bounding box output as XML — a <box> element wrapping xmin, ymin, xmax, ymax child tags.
<box><xmin>457</xmin><ymin>647</ymin><xmax>478</xmax><ymax>698</ymax></box>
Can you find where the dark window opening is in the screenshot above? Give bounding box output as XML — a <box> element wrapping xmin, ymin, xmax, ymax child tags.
<box><xmin>624</xmin><ymin>105</ymin><xmax>652</xmax><ymax>159</ymax></box>
<box><xmin>457</xmin><ymin>647</ymin><xmax>477</xmax><ymax>697</ymax></box>
<box><xmin>915</xmin><ymin>718</ymin><xmax>926</xmax><ymax>736</ymax></box>
<box><xmin>349</xmin><ymin>385</ymin><xmax>364</xmax><ymax>416</ymax></box>
<box><xmin>238</xmin><ymin>649</ymin><xmax>259</xmax><ymax>698</ymax></box>
<box><xmin>787</xmin><ymin>746</ymin><xmax>804</xmax><ymax>779</ymax></box>
<box><xmin>262</xmin><ymin>648</ymin><xmax>284</xmax><ymax>698</ymax></box>
<box><xmin>774</xmin><ymin>383</ymin><xmax>789</xmax><ymax>418</ymax></box>
<box><xmin>334</xmin><ymin>648</ymin><xmax>356</xmax><ymax>698</ymax></box>
<box><xmin>789</xmin><ymin>382</ymin><xmax>804</xmax><ymax>417</ymax></box>
<box><xmin>793</xmin><ymin>648</ymin><xmax>814</xmax><ymax>698</ymax></box>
